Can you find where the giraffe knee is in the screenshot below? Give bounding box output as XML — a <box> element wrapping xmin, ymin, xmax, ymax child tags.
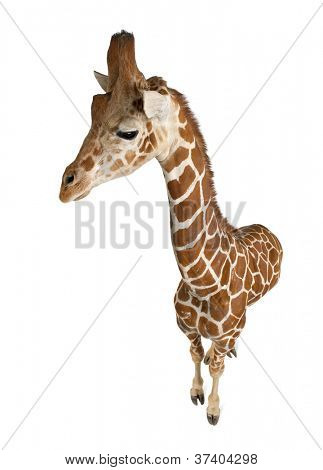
<box><xmin>175</xmin><ymin>312</ymin><xmax>204</xmax><ymax>362</ymax></box>
<box><xmin>190</xmin><ymin>343</ymin><xmax>204</xmax><ymax>363</ymax></box>
<box><xmin>188</xmin><ymin>333</ymin><xmax>204</xmax><ymax>363</ymax></box>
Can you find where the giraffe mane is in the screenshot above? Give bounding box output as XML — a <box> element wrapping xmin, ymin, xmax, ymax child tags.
<box><xmin>170</xmin><ymin>89</ymin><xmax>234</xmax><ymax>233</ymax></box>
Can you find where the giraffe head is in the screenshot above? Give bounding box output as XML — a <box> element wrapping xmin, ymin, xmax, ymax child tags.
<box><xmin>59</xmin><ymin>31</ymin><xmax>176</xmax><ymax>203</ymax></box>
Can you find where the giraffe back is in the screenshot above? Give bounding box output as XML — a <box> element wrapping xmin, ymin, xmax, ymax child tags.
<box><xmin>233</xmin><ymin>224</ymin><xmax>283</xmax><ymax>306</ymax></box>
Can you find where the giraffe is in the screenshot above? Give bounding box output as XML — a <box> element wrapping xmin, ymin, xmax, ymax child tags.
<box><xmin>59</xmin><ymin>31</ymin><xmax>283</xmax><ymax>425</ymax></box>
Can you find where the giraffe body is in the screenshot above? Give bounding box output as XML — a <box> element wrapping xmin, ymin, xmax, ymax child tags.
<box><xmin>59</xmin><ymin>32</ymin><xmax>283</xmax><ymax>425</ymax></box>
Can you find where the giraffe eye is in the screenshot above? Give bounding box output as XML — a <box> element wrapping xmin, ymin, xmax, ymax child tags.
<box><xmin>116</xmin><ymin>130</ymin><xmax>139</xmax><ymax>140</ymax></box>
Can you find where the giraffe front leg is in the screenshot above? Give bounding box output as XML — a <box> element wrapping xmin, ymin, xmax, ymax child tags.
<box><xmin>175</xmin><ymin>284</ymin><xmax>205</xmax><ymax>406</ymax></box>
<box><xmin>188</xmin><ymin>333</ymin><xmax>205</xmax><ymax>405</ymax></box>
<box><xmin>207</xmin><ymin>347</ymin><xmax>225</xmax><ymax>425</ymax></box>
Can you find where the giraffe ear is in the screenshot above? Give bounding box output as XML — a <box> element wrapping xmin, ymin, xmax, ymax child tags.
<box><xmin>94</xmin><ymin>71</ymin><xmax>109</xmax><ymax>92</ymax></box>
<box><xmin>142</xmin><ymin>91</ymin><xmax>169</xmax><ymax>120</ymax></box>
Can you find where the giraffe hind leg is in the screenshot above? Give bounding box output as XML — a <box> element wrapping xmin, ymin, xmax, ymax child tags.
<box><xmin>226</xmin><ymin>347</ymin><xmax>237</xmax><ymax>358</ymax></box>
<box><xmin>204</xmin><ymin>343</ymin><xmax>237</xmax><ymax>364</ymax></box>
<box><xmin>204</xmin><ymin>342</ymin><xmax>215</xmax><ymax>365</ymax></box>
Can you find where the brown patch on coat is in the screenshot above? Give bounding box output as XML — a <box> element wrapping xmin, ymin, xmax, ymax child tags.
<box><xmin>82</xmin><ymin>156</ymin><xmax>95</xmax><ymax>171</ymax></box>
<box><xmin>179</xmin><ymin>125</ymin><xmax>194</xmax><ymax>144</ymax></box>
<box><xmin>210</xmin><ymin>289</ymin><xmax>230</xmax><ymax>321</ymax></box>
<box><xmin>251</xmin><ymin>273</ymin><xmax>263</xmax><ymax>294</ymax></box>
<box><xmin>191</xmin><ymin>269</ymin><xmax>215</xmax><ymax>287</ymax></box>
<box><xmin>220</xmin><ymin>259</ymin><xmax>231</xmax><ymax>285</ymax></box>
<box><xmin>167</xmin><ymin>165</ymin><xmax>195</xmax><ymax>199</ymax></box>
<box><xmin>207</xmin><ymin>218</ymin><xmax>217</xmax><ymax>236</ymax></box>
<box><xmin>191</xmin><ymin>297</ymin><xmax>201</xmax><ymax>308</ymax></box>
<box><xmin>125</xmin><ymin>151</ymin><xmax>136</xmax><ymax>164</ymax></box>
<box><xmin>177</xmin><ymin>281</ymin><xmax>190</xmax><ymax>301</ymax></box>
<box><xmin>211</xmin><ymin>251</ymin><xmax>227</xmax><ymax>277</ymax></box>
<box><xmin>110</xmin><ymin>159</ymin><xmax>124</xmax><ymax>171</ymax></box>
<box><xmin>229</xmin><ymin>271</ymin><xmax>243</xmax><ymax>294</ymax></box>
<box><xmin>163</xmin><ymin>146</ymin><xmax>189</xmax><ymax>173</ymax></box>
<box><xmin>203</xmin><ymin>318</ymin><xmax>220</xmax><ymax>338</ymax></box>
<box><xmin>173</xmin><ymin>180</ymin><xmax>200</xmax><ymax>222</ymax></box>
<box><xmin>221</xmin><ymin>237</ymin><xmax>230</xmax><ymax>252</ymax></box>
<box><xmin>235</xmin><ymin>256</ymin><xmax>247</xmax><ymax>278</ymax></box>
<box><xmin>176</xmin><ymin>232</ymin><xmax>206</xmax><ymax>267</ymax></box>
<box><xmin>187</xmin><ymin>257</ymin><xmax>207</xmax><ymax>278</ymax></box>
<box><xmin>173</xmin><ymin>211</ymin><xmax>204</xmax><ymax>247</ymax></box>
<box><xmin>201</xmin><ymin>300</ymin><xmax>208</xmax><ymax>314</ymax></box>
<box><xmin>231</xmin><ymin>292</ymin><xmax>248</xmax><ymax>314</ymax></box>
<box><xmin>191</xmin><ymin>147</ymin><xmax>204</xmax><ymax>174</ymax></box>
<box><xmin>179</xmin><ymin>108</ymin><xmax>186</xmax><ymax>123</ymax></box>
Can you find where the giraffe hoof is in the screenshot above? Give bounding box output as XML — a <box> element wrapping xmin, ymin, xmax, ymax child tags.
<box><xmin>191</xmin><ymin>393</ymin><xmax>204</xmax><ymax>405</ymax></box>
<box><xmin>198</xmin><ymin>393</ymin><xmax>205</xmax><ymax>405</ymax></box>
<box><xmin>207</xmin><ymin>413</ymin><xmax>220</xmax><ymax>426</ymax></box>
<box><xmin>226</xmin><ymin>348</ymin><xmax>237</xmax><ymax>359</ymax></box>
<box><xmin>191</xmin><ymin>395</ymin><xmax>198</xmax><ymax>405</ymax></box>
<box><xmin>204</xmin><ymin>355</ymin><xmax>211</xmax><ymax>365</ymax></box>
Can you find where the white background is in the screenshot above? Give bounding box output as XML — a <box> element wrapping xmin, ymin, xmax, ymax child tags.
<box><xmin>0</xmin><ymin>0</ymin><xmax>322</xmax><ymax>468</ymax></box>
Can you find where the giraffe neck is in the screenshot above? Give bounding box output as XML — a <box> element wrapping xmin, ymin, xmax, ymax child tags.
<box><xmin>158</xmin><ymin>93</ymin><xmax>232</xmax><ymax>282</ymax></box>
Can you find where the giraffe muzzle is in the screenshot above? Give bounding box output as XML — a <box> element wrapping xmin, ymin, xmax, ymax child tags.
<box><xmin>59</xmin><ymin>166</ymin><xmax>92</xmax><ymax>203</ymax></box>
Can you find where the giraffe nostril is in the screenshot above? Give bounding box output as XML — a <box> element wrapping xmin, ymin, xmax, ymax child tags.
<box><xmin>65</xmin><ymin>173</ymin><xmax>75</xmax><ymax>185</ymax></box>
